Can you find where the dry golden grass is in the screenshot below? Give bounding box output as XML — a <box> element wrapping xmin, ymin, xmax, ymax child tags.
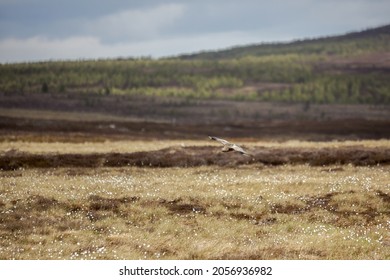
<box><xmin>1</xmin><ymin>139</ymin><xmax>389</xmax><ymax>155</ymax></box>
<box><xmin>0</xmin><ymin>163</ymin><xmax>389</xmax><ymax>260</ymax></box>
<box><xmin>0</xmin><ymin>140</ymin><xmax>207</xmax><ymax>154</ymax></box>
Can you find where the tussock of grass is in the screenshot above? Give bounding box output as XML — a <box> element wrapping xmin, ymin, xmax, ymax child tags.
<box><xmin>0</xmin><ymin>165</ymin><xmax>389</xmax><ymax>260</ymax></box>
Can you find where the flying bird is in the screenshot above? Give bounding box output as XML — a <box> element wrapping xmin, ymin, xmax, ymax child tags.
<box><xmin>209</xmin><ymin>136</ymin><xmax>252</xmax><ymax>156</ymax></box>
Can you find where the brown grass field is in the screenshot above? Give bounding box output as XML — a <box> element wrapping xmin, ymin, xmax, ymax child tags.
<box><xmin>0</xmin><ymin>163</ymin><xmax>389</xmax><ymax>260</ymax></box>
<box><xmin>0</xmin><ymin>109</ymin><xmax>389</xmax><ymax>260</ymax></box>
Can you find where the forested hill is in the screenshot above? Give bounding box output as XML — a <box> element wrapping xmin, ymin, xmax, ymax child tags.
<box><xmin>180</xmin><ymin>24</ymin><xmax>390</xmax><ymax>59</ymax></box>
<box><xmin>0</xmin><ymin>24</ymin><xmax>389</xmax><ymax>106</ymax></box>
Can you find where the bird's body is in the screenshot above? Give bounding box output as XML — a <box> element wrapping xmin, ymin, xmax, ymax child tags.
<box><xmin>209</xmin><ymin>136</ymin><xmax>252</xmax><ymax>156</ymax></box>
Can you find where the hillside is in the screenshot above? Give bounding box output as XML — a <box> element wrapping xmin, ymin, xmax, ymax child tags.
<box><xmin>180</xmin><ymin>24</ymin><xmax>390</xmax><ymax>59</ymax></box>
<box><xmin>0</xmin><ymin>24</ymin><xmax>389</xmax><ymax>132</ymax></box>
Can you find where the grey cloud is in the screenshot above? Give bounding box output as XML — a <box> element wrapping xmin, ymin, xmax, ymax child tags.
<box><xmin>81</xmin><ymin>3</ymin><xmax>186</xmax><ymax>43</ymax></box>
<box><xmin>0</xmin><ymin>0</ymin><xmax>389</xmax><ymax>62</ymax></box>
<box><xmin>1</xmin><ymin>0</ymin><xmax>389</xmax><ymax>39</ymax></box>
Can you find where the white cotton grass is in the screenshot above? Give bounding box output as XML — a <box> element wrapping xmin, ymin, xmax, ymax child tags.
<box><xmin>0</xmin><ymin>164</ymin><xmax>389</xmax><ymax>260</ymax></box>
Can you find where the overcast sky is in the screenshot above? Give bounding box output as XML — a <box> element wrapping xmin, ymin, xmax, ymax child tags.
<box><xmin>0</xmin><ymin>0</ymin><xmax>389</xmax><ymax>63</ymax></box>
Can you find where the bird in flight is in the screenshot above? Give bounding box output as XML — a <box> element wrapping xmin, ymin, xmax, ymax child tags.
<box><xmin>209</xmin><ymin>136</ymin><xmax>252</xmax><ymax>156</ymax></box>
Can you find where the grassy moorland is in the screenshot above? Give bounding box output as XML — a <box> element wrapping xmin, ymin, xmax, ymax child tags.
<box><xmin>0</xmin><ymin>162</ymin><xmax>389</xmax><ymax>260</ymax></box>
<box><xmin>0</xmin><ymin>137</ymin><xmax>389</xmax><ymax>260</ymax></box>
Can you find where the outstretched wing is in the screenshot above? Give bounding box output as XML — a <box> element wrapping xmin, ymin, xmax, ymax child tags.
<box><xmin>208</xmin><ymin>136</ymin><xmax>231</xmax><ymax>146</ymax></box>
<box><xmin>232</xmin><ymin>144</ymin><xmax>252</xmax><ymax>156</ymax></box>
<box><xmin>231</xmin><ymin>144</ymin><xmax>246</xmax><ymax>154</ymax></box>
